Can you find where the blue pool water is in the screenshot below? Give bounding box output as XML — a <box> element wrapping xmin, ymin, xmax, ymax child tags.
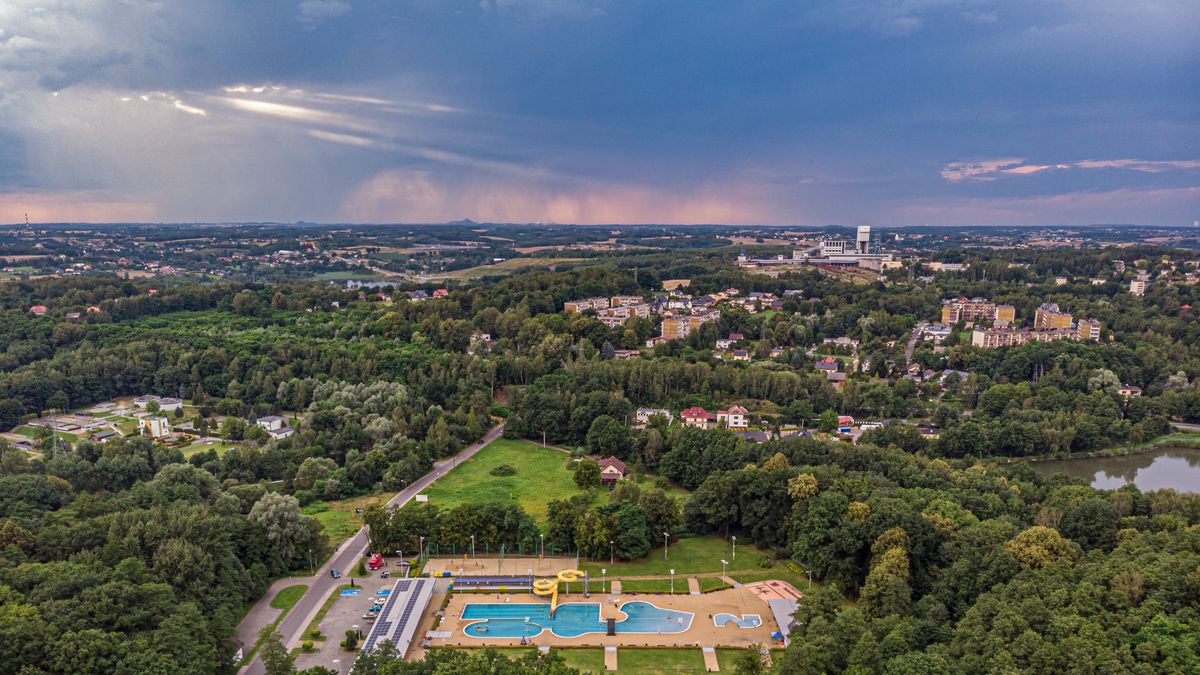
<box><xmin>713</xmin><ymin>613</ymin><xmax>761</xmax><ymax>628</ymax></box>
<box><xmin>462</xmin><ymin>601</ymin><xmax>693</xmax><ymax>638</ymax></box>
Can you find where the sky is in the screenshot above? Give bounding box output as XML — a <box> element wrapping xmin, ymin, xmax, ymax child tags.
<box><xmin>0</xmin><ymin>0</ymin><xmax>1197</xmax><ymax>226</ymax></box>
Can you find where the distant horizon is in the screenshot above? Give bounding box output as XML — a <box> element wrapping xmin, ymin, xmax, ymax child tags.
<box><xmin>1</xmin><ymin>220</ymin><xmax>1195</xmax><ymax>231</ymax></box>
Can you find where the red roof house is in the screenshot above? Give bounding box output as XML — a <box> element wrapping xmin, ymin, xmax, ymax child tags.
<box><xmin>680</xmin><ymin>406</ymin><xmax>717</xmax><ymax>429</ymax></box>
<box><xmin>596</xmin><ymin>456</ymin><xmax>629</xmax><ymax>484</ymax></box>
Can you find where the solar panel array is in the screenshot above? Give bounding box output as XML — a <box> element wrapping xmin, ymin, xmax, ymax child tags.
<box><xmin>361</xmin><ymin>578</ymin><xmax>433</xmax><ymax>657</ymax></box>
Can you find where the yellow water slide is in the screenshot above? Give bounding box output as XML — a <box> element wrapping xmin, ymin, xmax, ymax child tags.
<box><xmin>531</xmin><ymin>569</ymin><xmax>584</xmax><ymax>616</ymax></box>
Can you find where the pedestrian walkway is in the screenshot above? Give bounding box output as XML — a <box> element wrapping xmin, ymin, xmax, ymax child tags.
<box><xmin>688</xmin><ymin>577</ymin><xmax>701</xmax><ymax>595</ymax></box>
<box><xmin>721</xmin><ymin>575</ymin><xmax>740</xmax><ymax>588</ymax></box>
<box><xmin>604</xmin><ymin>646</ymin><xmax>618</xmax><ymax>670</ymax></box>
<box><xmin>702</xmin><ymin>647</ymin><xmax>719</xmax><ymax>671</ymax></box>
<box><xmin>610</xmin><ymin>580</ymin><xmax>622</xmax><ymax>594</ymax></box>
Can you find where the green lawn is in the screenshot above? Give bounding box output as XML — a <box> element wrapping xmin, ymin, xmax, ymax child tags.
<box><xmin>618</xmin><ymin>579</ymin><xmax>678</xmax><ymax>593</ymax></box>
<box><xmin>417</xmin><ymin>439</ymin><xmax>585</xmax><ymax>522</ymax></box>
<box><xmin>698</xmin><ymin>577</ymin><xmax>732</xmax><ymax>592</ymax></box>
<box><xmin>555</xmin><ymin>648</ymin><xmax>604</xmax><ymax>673</ymax></box>
<box><xmin>717</xmin><ymin>647</ymin><xmax>763</xmax><ymax>672</ymax></box>
<box><xmin>181</xmin><ymin>439</ymin><xmax>239</xmax><ymax>458</ymax></box>
<box><xmin>305</xmin><ymin>493</ymin><xmax>391</xmax><ymax>545</ymax></box>
<box><xmin>730</xmin><ymin>567</ymin><xmax>819</xmax><ymax>595</ymax></box>
<box><xmin>13</xmin><ymin>427</ymin><xmax>79</xmax><ymax>442</ymax></box>
<box><xmin>270</xmin><ymin>584</ymin><xmax>308</xmax><ymax>610</ymax></box>
<box><xmin>580</xmin><ymin>536</ymin><xmax>771</xmax><ymax>577</ymax></box>
<box><xmin>617</xmin><ymin>648</ymin><xmax>707</xmax><ymax>674</ymax></box>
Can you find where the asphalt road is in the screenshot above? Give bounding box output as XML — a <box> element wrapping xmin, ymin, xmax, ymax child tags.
<box><xmin>240</xmin><ymin>424</ymin><xmax>506</xmax><ymax>675</ymax></box>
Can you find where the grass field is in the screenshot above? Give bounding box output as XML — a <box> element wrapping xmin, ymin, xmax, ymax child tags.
<box><xmin>181</xmin><ymin>439</ymin><xmax>240</xmax><ymax>458</ymax></box>
<box><xmin>423</xmin><ymin>257</ymin><xmax>584</xmax><ymax>281</ymax></box>
<box><xmin>556</xmin><ymin>648</ymin><xmax>605</xmax><ymax>673</ymax></box>
<box><xmin>617</xmin><ymin>648</ymin><xmax>707</xmax><ymax>673</ymax></box>
<box><xmin>580</xmin><ymin>536</ymin><xmax>772</xmax><ymax>577</ymax></box>
<box><xmin>416</xmin><ymin>438</ymin><xmax>584</xmax><ymax>522</ymax></box>
<box><xmin>717</xmin><ymin>647</ymin><xmax>760</xmax><ymax>671</ymax></box>
<box><xmin>270</xmin><ymin>584</ymin><xmax>308</xmax><ymax>610</ymax></box>
<box><xmin>698</xmin><ymin>577</ymin><xmax>732</xmax><ymax>592</ymax></box>
<box><xmin>618</xmin><ymin>579</ymin><xmax>678</xmax><ymax>593</ymax></box>
<box><xmin>13</xmin><ymin>427</ymin><xmax>79</xmax><ymax>442</ymax></box>
<box><xmin>305</xmin><ymin>493</ymin><xmax>391</xmax><ymax>545</ymax></box>
<box><xmin>730</xmin><ymin>567</ymin><xmax>819</xmax><ymax>594</ymax></box>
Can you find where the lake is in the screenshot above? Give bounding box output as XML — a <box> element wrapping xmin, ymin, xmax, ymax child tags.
<box><xmin>1029</xmin><ymin>447</ymin><xmax>1200</xmax><ymax>493</ymax></box>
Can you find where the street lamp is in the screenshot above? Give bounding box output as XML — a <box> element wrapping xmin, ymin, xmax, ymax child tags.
<box><xmin>670</xmin><ymin>568</ymin><xmax>675</xmax><ymax>595</ymax></box>
<box><xmin>602</xmin><ymin>568</ymin><xmax>607</xmax><ymax>594</ymax></box>
<box><xmin>470</xmin><ymin>535</ymin><xmax>475</xmax><ymax>559</ymax></box>
<box><xmin>721</xmin><ymin>559</ymin><xmax>728</xmax><ymax>577</ymax></box>
<box><xmin>663</xmin><ymin>532</ymin><xmax>670</xmax><ymax>560</ymax></box>
<box><xmin>540</xmin><ymin>533</ymin><xmax>544</xmax><ymax>559</ymax></box>
<box><xmin>732</xmin><ymin>535</ymin><xmax>737</xmax><ymax>560</ymax></box>
<box><xmin>609</xmin><ymin>540</ymin><xmax>614</xmax><ymax>565</ymax></box>
<box><xmin>419</xmin><ymin>535</ymin><xmax>425</xmax><ymax>565</ymax></box>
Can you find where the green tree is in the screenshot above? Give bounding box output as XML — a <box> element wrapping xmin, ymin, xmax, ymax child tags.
<box><xmin>249</xmin><ymin>492</ymin><xmax>311</xmax><ymax>570</ymax></box>
<box><xmin>574</xmin><ymin>459</ymin><xmax>601</xmax><ymax>489</ymax></box>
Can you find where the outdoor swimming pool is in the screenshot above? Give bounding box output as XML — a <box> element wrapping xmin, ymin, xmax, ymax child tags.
<box><xmin>462</xmin><ymin>601</ymin><xmax>694</xmax><ymax>638</ymax></box>
<box><xmin>713</xmin><ymin>613</ymin><xmax>761</xmax><ymax>628</ymax></box>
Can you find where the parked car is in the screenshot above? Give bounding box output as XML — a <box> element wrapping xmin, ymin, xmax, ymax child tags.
<box><xmin>331</xmin><ymin>568</ymin><xmax>341</xmax><ymax>579</ymax></box>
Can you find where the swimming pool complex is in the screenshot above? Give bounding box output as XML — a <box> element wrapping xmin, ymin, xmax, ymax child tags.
<box><xmin>713</xmin><ymin>613</ymin><xmax>762</xmax><ymax>628</ymax></box>
<box><xmin>462</xmin><ymin>601</ymin><xmax>694</xmax><ymax>638</ymax></box>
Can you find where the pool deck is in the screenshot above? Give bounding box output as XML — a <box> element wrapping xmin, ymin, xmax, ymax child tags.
<box><xmin>433</xmin><ymin>588</ymin><xmax>780</xmax><ymax>649</ymax></box>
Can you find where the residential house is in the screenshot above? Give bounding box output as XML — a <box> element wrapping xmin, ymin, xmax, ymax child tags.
<box><xmin>256</xmin><ymin>415</ymin><xmax>295</xmax><ymax>439</ymax></box>
<box><xmin>716</xmin><ymin>405</ymin><xmax>750</xmax><ymax>429</ymax></box>
<box><xmin>595</xmin><ymin>456</ymin><xmax>629</xmax><ymax>485</ymax></box>
<box><xmin>815</xmin><ymin>357</ymin><xmax>840</xmax><ymax>372</ymax></box>
<box><xmin>635</xmin><ymin>408</ymin><xmax>673</xmax><ymax>426</ymax></box>
<box><xmin>28</xmin><ymin>305</ymin><xmax>47</xmax><ymax>316</ymax></box>
<box><xmin>736</xmin><ymin>430</ymin><xmax>772</xmax><ymax>443</ymax></box>
<box><xmin>1118</xmin><ymin>385</ymin><xmax>1142</xmax><ymax>398</ymax></box>
<box><xmin>142</xmin><ymin>417</ymin><xmax>171</xmax><ymax>439</ymax></box>
<box><xmin>680</xmin><ymin>407</ymin><xmax>717</xmax><ymax>429</ymax></box>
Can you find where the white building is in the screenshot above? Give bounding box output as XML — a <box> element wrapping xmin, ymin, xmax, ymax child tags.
<box><xmin>256</xmin><ymin>415</ymin><xmax>295</xmax><ymax>439</ymax></box>
<box><xmin>142</xmin><ymin>417</ymin><xmax>171</xmax><ymax>438</ymax></box>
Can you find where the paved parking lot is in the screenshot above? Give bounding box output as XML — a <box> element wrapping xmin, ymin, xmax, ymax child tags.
<box><xmin>293</xmin><ymin>579</ymin><xmax>395</xmax><ymax>674</ymax></box>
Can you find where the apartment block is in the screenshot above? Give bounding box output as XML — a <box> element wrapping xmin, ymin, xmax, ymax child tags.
<box><xmin>596</xmin><ymin>303</ymin><xmax>652</xmax><ymax>327</ymax></box>
<box><xmin>564</xmin><ymin>297</ymin><xmax>610</xmax><ymax>313</ymax></box>
<box><xmin>1034</xmin><ymin>303</ymin><xmax>1073</xmax><ymax>330</ymax></box>
<box><xmin>972</xmin><ymin>320</ymin><xmax>1102</xmax><ymax>349</ymax></box>
<box><xmin>658</xmin><ymin>311</ymin><xmax>717</xmax><ymax>341</ymax></box>
<box><xmin>941</xmin><ymin>297</ymin><xmax>1012</xmax><ymax>325</ymax></box>
<box><xmin>609</xmin><ymin>295</ymin><xmax>645</xmax><ymax>308</ymax></box>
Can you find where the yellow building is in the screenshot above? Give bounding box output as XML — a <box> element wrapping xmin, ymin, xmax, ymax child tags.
<box><xmin>995</xmin><ymin>304</ymin><xmax>1016</xmax><ymax>326</ymax></box>
<box><xmin>1034</xmin><ymin>303</ymin><xmax>1073</xmax><ymax>330</ymax></box>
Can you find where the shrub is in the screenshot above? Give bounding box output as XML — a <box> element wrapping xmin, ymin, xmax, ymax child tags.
<box><xmin>302</xmin><ymin>640</ymin><xmax>314</xmax><ymax>652</ymax></box>
<box><xmin>308</xmin><ymin>629</ymin><xmax>322</xmax><ymax>640</ymax></box>
<box><xmin>489</xmin><ymin>464</ymin><xmax>516</xmax><ymax>476</ymax></box>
